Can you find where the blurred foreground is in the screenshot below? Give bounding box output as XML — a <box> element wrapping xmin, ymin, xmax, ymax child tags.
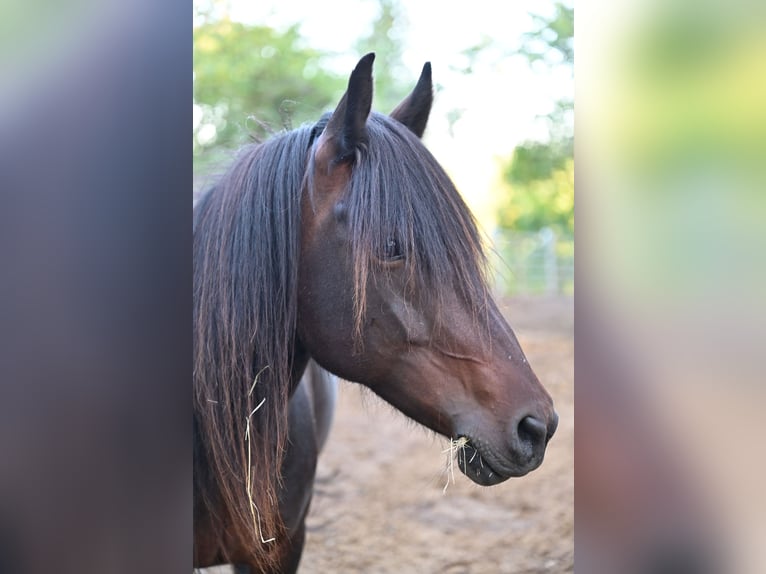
<box><xmin>577</xmin><ymin>0</ymin><xmax>766</xmax><ymax>571</ymax></box>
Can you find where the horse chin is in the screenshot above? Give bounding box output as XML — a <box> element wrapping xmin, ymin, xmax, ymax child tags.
<box><xmin>456</xmin><ymin>440</ymin><xmax>541</xmax><ymax>486</ymax></box>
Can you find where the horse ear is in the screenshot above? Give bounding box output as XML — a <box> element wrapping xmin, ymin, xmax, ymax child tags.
<box><xmin>320</xmin><ymin>53</ymin><xmax>375</xmax><ymax>161</ymax></box>
<box><xmin>390</xmin><ymin>62</ymin><xmax>433</xmax><ymax>138</ymax></box>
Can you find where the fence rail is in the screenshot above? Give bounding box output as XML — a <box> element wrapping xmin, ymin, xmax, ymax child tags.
<box><xmin>490</xmin><ymin>228</ymin><xmax>574</xmax><ymax>296</ymax></box>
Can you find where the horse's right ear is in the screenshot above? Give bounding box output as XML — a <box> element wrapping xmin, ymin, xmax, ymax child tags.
<box><xmin>316</xmin><ymin>53</ymin><xmax>375</xmax><ymax>164</ymax></box>
<box><xmin>390</xmin><ymin>62</ymin><xmax>433</xmax><ymax>138</ymax></box>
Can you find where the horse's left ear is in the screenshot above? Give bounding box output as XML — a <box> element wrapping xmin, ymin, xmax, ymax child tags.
<box><xmin>390</xmin><ymin>62</ymin><xmax>433</xmax><ymax>138</ymax></box>
<box><xmin>318</xmin><ymin>53</ymin><xmax>375</xmax><ymax>163</ymax></box>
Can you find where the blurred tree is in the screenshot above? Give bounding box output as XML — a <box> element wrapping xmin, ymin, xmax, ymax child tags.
<box><xmin>502</xmin><ymin>159</ymin><xmax>574</xmax><ymax>233</ymax></box>
<box><xmin>354</xmin><ymin>0</ymin><xmax>411</xmax><ymax>113</ymax></box>
<box><xmin>518</xmin><ymin>2</ymin><xmax>574</xmax><ymax>67</ymax></box>
<box><xmin>193</xmin><ymin>0</ymin><xmax>413</xmax><ymax>175</ymax></box>
<box><xmin>498</xmin><ymin>2</ymin><xmax>574</xmax><ymax>235</ymax></box>
<box><xmin>193</xmin><ymin>18</ymin><xmax>343</xmax><ymax>162</ymax></box>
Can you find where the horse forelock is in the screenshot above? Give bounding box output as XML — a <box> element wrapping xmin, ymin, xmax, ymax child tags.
<box><xmin>193</xmin><ymin>125</ymin><xmax>313</xmax><ymax>568</ymax></box>
<box><xmin>341</xmin><ymin>112</ymin><xmax>492</xmax><ymax>337</ymax></box>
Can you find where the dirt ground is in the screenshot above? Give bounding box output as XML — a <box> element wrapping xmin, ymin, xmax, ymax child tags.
<box><xmin>204</xmin><ymin>295</ymin><xmax>573</xmax><ymax>573</ymax></box>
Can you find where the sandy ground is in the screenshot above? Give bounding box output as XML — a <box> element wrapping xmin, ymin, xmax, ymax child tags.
<box><xmin>203</xmin><ymin>295</ymin><xmax>573</xmax><ymax>573</ymax></box>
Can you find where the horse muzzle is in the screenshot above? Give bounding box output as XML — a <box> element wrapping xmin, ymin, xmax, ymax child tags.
<box><xmin>456</xmin><ymin>410</ymin><xmax>559</xmax><ymax>485</ymax></box>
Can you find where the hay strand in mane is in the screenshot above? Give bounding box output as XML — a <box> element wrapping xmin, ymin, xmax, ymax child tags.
<box><xmin>193</xmin><ymin>124</ymin><xmax>313</xmax><ymax>569</ymax></box>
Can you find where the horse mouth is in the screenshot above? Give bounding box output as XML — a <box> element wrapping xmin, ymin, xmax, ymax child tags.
<box><xmin>455</xmin><ymin>438</ymin><xmax>539</xmax><ymax>486</ymax></box>
<box><xmin>455</xmin><ymin>441</ymin><xmax>508</xmax><ymax>486</ymax></box>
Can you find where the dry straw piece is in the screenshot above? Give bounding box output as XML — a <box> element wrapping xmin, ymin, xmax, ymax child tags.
<box><xmin>442</xmin><ymin>436</ymin><xmax>469</xmax><ymax>494</ymax></box>
<box><xmin>244</xmin><ymin>365</ymin><xmax>276</xmax><ymax>544</ymax></box>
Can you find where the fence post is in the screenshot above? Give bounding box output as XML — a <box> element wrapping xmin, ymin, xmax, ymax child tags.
<box><xmin>540</xmin><ymin>227</ymin><xmax>558</xmax><ymax>295</ymax></box>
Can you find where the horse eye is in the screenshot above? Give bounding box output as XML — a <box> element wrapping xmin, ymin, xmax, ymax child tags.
<box><xmin>333</xmin><ymin>202</ymin><xmax>347</xmax><ymax>221</ymax></box>
<box><xmin>383</xmin><ymin>237</ymin><xmax>404</xmax><ymax>261</ymax></box>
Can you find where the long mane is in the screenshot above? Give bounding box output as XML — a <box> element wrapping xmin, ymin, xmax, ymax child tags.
<box><xmin>193</xmin><ymin>125</ymin><xmax>313</xmax><ymax>568</ymax></box>
<box><xmin>193</xmin><ymin>111</ymin><xmax>491</xmax><ymax>569</ymax></box>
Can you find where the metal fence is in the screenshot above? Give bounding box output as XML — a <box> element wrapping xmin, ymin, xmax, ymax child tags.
<box><xmin>490</xmin><ymin>228</ymin><xmax>574</xmax><ymax>296</ymax></box>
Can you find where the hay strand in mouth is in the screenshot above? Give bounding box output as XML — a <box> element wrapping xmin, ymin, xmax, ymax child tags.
<box><xmin>442</xmin><ymin>436</ymin><xmax>469</xmax><ymax>494</ymax></box>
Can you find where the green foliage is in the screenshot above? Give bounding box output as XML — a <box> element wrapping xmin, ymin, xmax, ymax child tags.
<box><xmin>499</xmin><ymin>159</ymin><xmax>574</xmax><ymax>235</ymax></box>
<box><xmin>193</xmin><ymin>19</ymin><xmax>344</xmax><ymax>156</ymax></box>
<box><xmin>499</xmin><ymin>2</ymin><xmax>574</xmax><ymax>235</ymax></box>
<box><xmin>506</xmin><ymin>139</ymin><xmax>572</xmax><ymax>184</ymax></box>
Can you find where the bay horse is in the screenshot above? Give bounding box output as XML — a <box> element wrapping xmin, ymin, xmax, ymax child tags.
<box><xmin>193</xmin><ymin>53</ymin><xmax>558</xmax><ymax>573</ymax></box>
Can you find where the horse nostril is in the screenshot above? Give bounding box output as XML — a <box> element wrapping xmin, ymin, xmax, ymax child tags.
<box><xmin>517</xmin><ymin>415</ymin><xmax>548</xmax><ymax>448</ymax></box>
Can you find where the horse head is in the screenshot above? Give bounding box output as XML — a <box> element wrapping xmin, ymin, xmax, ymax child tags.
<box><xmin>297</xmin><ymin>53</ymin><xmax>558</xmax><ymax>483</ymax></box>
